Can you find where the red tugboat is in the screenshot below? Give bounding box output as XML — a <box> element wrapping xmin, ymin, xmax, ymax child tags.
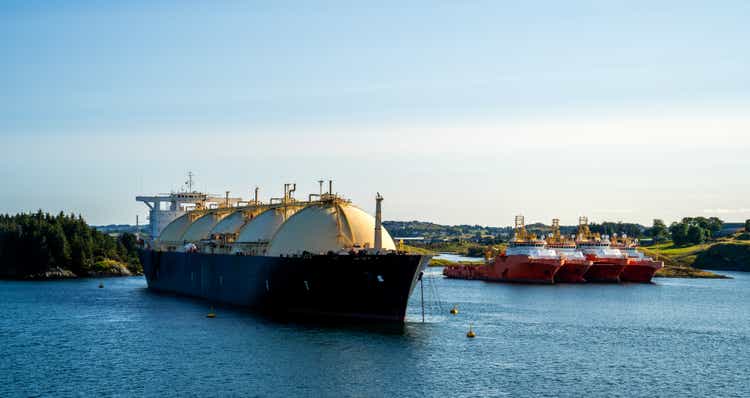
<box><xmin>611</xmin><ymin>235</ymin><xmax>664</xmax><ymax>283</ymax></box>
<box><xmin>443</xmin><ymin>216</ymin><xmax>563</xmax><ymax>283</ymax></box>
<box><xmin>546</xmin><ymin>218</ymin><xmax>592</xmax><ymax>283</ymax></box>
<box><xmin>577</xmin><ymin>217</ymin><xmax>630</xmax><ymax>283</ymax></box>
<box><xmin>484</xmin><ymin>216</ymin><xmax>563</xmax><ymax>284</ymax></box>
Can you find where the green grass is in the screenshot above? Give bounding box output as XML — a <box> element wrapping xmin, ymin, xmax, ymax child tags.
<box><xmin>427</xmin><ymin>258</ymin><xmax>484</xmax><ymax>267</ymax></box>
<box><xmin>641</xmin><ymin>243</ymin><xmax>728</xmax><ymax>278</ymax></box>
<box><xmin>91</xmin><ymin>258</ymin><xmax>129</xmax><ymax>272</ymax></box>
<box><xmin>405</xmin><ymin>241</ymin><xmax>493</xmax><ymax>257</ymax></box>
<box><xmin>401</xmin><ymin>245</ymin><xmax>487</xmax><ymax>267</ymax></box>
<box><xmin>645</xmin><ymin>242</ymin><xmax>711</xmax><ymax>257</ymax></box>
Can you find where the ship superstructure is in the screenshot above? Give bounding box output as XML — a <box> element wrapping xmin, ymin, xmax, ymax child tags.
<box><xmin>136</xmin><ymin>172</ymin><xmax>244</xmax><ymax>238</ymax></box>
<box><xmin>136</xmin><ymin>175</ymin><xmax>429</xmax><ymax>324</ymax></box>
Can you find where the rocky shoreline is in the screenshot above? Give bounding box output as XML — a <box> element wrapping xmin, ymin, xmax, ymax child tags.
<box><xmin>2</xmin><ymin>262</ymin><xmax>143</xmax><ymax>280</ymax></box>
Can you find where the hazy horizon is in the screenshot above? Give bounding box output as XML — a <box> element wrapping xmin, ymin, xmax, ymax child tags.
<box><xmin>2</xmin><ymin>1</ymin><xmax>749</xmax><ymax>226</ymax></box>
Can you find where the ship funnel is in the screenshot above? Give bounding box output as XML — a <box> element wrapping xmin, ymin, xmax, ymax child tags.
<box><xmin>374</xmin><ymin>193</ymin><xmax>383</xmax><ymax>251</ymax></box>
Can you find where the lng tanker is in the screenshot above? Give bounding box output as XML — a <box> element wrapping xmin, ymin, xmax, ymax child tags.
<box><xmin>136</xmin><ymin>177</ymin><xmax>430</xmax><ymax>324</ymax></box>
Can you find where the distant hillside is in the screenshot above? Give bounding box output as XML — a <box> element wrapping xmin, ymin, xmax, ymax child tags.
<box><xmin>694</xmin><ymin>242</ymin><xmax>750</xmax><ymax>271</ymax></box>
<box><xmin>383</xmin><ymin>220</ymin><xmax>647</xmax><ymax>243</ymax></box>
<box><xmin>383</xmin><ymin>220</ymin><xmax>512</xmax><ymax>243</ymax></box>
<box><xmin>95</xmin><ymin>224</ymin><xmax>149</xmax><ymax>236</ymax></box>
<box><xmin>643</xmin><ymin>232</ymin><xmax>750</xmax><ymax>275</ymax></box>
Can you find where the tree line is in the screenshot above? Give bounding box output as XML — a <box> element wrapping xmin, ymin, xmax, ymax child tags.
<box><xmin>0</xmin><ymin>211</ymin><xmax>140</xmax><ymax>278</ymax></box>
<box><xmin>649</xmin><ymin>217</ymin><xmax>724</xmax><ymax>245</ymax></box>
<box><xmin>588</xmin><ymin>222</ymin><xmax>644</xmax><ymax>239</ymax></box>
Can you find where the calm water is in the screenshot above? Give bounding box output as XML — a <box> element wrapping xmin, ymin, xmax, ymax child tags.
<box><xmin>2</xmin><ymin>271</ymin><xmax>749</xmax><ymax>397</ymax></box>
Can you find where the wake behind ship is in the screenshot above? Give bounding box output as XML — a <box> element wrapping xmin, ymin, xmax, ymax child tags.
<box><xmin>136</xmin><ymin>177</ymin><xmax>430</xmax><ymax>324</ymax></box>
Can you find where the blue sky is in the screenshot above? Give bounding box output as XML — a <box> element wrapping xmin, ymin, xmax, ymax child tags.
<box><xmin>2</xmin><ymin>1</ymin><xmax>749</xmax><ymax>226</ymax></box>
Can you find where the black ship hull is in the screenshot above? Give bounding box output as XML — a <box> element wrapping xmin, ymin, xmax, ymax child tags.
<box><xmin>138</xmin><ymin>249</ymin><xmax>429</xmax><ymax>323</ymax></box>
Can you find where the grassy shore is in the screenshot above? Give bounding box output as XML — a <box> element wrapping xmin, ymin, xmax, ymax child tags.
<box><xmin>640</xmin><ymin>243</ymin><xmax>729</xmax><ymax>278</ymax></box>
<box><xmin>401</xmin><ymin>244</ymin><xmax>436</xmax><ymax>255</ymax></box>
<box><xmin>401</xmin><ymin>244</ymin><xmax>485</xmax><ymax>267</ymax></box>
<box><xmin>427</xmin><ymin>258</ymin><xmax>485</xmax><ymax>267</ymax></box>
<box><xmin>402</xmin><ymin>241</ymin><xmax>493</xmax><ymax>258</ymax></box>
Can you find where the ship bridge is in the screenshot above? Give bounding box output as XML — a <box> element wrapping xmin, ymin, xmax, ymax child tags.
<box><xmin>136</xmin><ymin>173</ymin><xmax>243</xmax><ymax>239</ymax></box>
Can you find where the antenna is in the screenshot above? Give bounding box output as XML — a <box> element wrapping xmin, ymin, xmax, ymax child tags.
<box><xmin>186</xmin><ymin>171</ymin><xmax>195</xmax><ymax>192</ymax></box>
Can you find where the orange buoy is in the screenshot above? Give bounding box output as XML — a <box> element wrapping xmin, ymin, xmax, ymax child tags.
<box><xmin>466</xmin><ymin>325</ymin><xmax>476</xmax><ymax>338</ymax></box>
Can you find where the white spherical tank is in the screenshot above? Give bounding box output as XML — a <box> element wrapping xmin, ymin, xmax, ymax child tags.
<box><xmin>181</xmin><ymin>210</ymin><xmax>230</xmax><ymax>243</ymax></box>
<box><xmin>157</xmin><ymin>213</ymin><xmax>195</xmax><ymax>243</ymax></box>
<box><xmin>210</xmin><ymin>208</ymin><xmax>263</xmax><ymax>236</ymax></box>
<box><xmin>266</xmin><ymin>202</ymin><xmax>396</xmax><ymax>256</ymax></box>
<box><xmin>235</xmin><ymin>206</ymin><xmax>301</xmax><ymax>243</ymax></box>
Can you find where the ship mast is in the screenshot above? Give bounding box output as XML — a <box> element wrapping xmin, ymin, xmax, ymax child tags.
<box><xmin>186</xmin><ymin>171</ymin><xmax>194</xmax><ymax>192</ymax></box>
<box><xmin>577</xmin><ymin>216</ymin><xmax>593</xmax><ymax>241</ymax></box>
<box><xmin>514</xmin><ymin>215</ymin><xmax>534</xmax><ymax>241</ymax></box>
<box><xmin>550</xmin><ymin>218</ymin><xmax>562</xmax><ymax>243</ymax></box>
<box><xmin>374</xmin><ymin>193</ymin><xmax>383</xmax><ymax>250</ymax></box>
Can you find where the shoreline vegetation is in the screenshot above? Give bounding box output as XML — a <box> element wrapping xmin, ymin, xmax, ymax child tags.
<box><xmin>3</xmin><ymin>211</ymin><xmax>747</xmax><ymax>280</ymax></box>
<box><xmin>0</xmin><ymin>212</ymin><xmax>142</xmax><ymax>280</ymax></box>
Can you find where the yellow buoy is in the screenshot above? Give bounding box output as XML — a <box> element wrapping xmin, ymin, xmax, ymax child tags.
<box><xmin>450</xmin><ymin>305</ymin><xmax>459</xmax><ymax>315</ymax></box>
<box><xmin>466</xmin><ymin>325</ymin><xmax>476</xmax><ymax>338</ymax></box>
<box><xmin>207</xmin><ymin>306</ymin><xmax>216</xmax><ymax>318</ymax></box>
